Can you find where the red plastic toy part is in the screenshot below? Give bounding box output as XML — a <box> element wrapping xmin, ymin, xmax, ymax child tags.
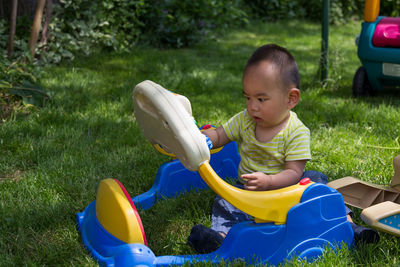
<box><xmin>372</xmin><ymin>17</ymin><xmax>400</xmax><ymax>48</ymax></box>
<box><xmin>115</xmin><ymin>179</ymin><xmax>147</xmax><ymax>245</ymax></box>
<box><xmin>299</xmin><ymin>178</ymin><xmax>312</xmax><ymax>185</ymax></box>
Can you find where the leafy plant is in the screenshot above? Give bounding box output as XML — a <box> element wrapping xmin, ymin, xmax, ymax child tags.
<box><xmin>0</xmin><ymin>55</ymin><xmax>48</xmax><ymax>118</ymax></box>
<box><xmin>8</xmin><ymin>80</ymin><xmax>49</xmax><ymax>107</ymax></box>
<box><xmin>381</xmin><ymin>0</ymin><xmax>400</xmax><ymax>17</ymax></box>
<box><xmin>0</xmin><ymin>20</ymin><xmax>8</xmax><ymax>53</ymax></box>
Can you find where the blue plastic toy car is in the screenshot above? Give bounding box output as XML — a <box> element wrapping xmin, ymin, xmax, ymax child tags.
<box><xmin>76</xmin><ymin>142</ymin><xmax>354</xmax><ymax>266</ymax></box>
<box><xmin>76</xmin><ymin>80</ymin><xmax>354</xmax><ymax>266</ymax></box>
<box><xmin>353</xmin><ymin>0</ymin><xmax>400</xmax><ymax>96</ymax></box>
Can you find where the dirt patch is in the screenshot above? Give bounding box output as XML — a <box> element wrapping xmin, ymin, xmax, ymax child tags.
<box><xmin>0</xmin><ymin>170</ymin><xmax>24</xmax><ymax>182</ymax></box>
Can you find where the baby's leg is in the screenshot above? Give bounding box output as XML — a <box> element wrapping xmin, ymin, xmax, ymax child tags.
<box><xmin>187</xmin><ymin>183</ymin><xmax>251</xmax><ymax>254</ymax></box>
<box><xmin>211</xmin><ymin>193</ymin><xmax>252</xmax><ymax>234</ymax></box>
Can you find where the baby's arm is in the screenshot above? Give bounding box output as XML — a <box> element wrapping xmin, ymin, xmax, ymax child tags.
<box><xmin>242</xmin><ymin>160</ymin><xmax>307</xmax><ymax>191</ymax></box>
<box><xmin>202</xmin><ymin>126</ymin><xmax>231</xmax><ymax>148</ymax></box>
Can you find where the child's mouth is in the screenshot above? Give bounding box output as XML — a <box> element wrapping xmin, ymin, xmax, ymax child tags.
<box><xmin>253</xmin><ymin>116</ymin><xmax>262</xmax><ymax>122</ymax></box>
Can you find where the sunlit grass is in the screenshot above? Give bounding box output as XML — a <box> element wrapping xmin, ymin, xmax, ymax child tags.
<box><xmin>1</xmin><ymin>19</ymin><xmax>400</xmax><ymax>266</ymax></box>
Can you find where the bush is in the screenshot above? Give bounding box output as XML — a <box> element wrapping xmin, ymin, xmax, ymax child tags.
<box><xmin>1</xmin><ymin>0</ymin><xmax>399</xmax><ymax>65</ymax></box>
<box><xmin>243</xmin><ymin>0</ymin><xmax>304</xmax><ymax>21</ymax></box>
<box><xmin>38</xmin><ymin>0</ymin><xmax>145</xmax><ymax>64</ymax></box>
<box><xmin>244</xmin><ymin>0</ymin><xmax>398</xmax><ymax>24</ymax></box>
<box><xmin>19</xmin><ymin>0</ymin><xmax>248</xmax><ymax>63</ymax></box>
<box><xmin>140</xmin><ymin>0</ymin><xmax>248</xmax><ymax>48</ymax></box>
<box><xmin>381</xmin><ymin>0</ymin><xmax>400</xmax><ymax>17</ymax></box>
<box><xmin>48</xmin><ymin>0</ymin><xmax>247</xmax><ymax>52</ymax></box>
<box><xmin>243</xmin><ymin>0</ymin><xmax>365</xmax><ymax>24</ymax></box>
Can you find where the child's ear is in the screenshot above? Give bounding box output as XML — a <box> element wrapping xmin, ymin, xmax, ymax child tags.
<box><xmin>287</xmin><ymin>88</ymin><xmax>300</xmax><ymax>108</ymax></box>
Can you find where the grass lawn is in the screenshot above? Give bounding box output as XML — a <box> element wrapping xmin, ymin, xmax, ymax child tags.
<box><xmin>1</xmin><ymin>19</ymin><xmax>400</xmax><ymax>266</ymax></box>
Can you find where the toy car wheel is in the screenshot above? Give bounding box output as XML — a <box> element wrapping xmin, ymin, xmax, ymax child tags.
<box><xmin>353</xmin><ymin>66</ymin><xmax>372</xmax><ymax>97</ymax></box>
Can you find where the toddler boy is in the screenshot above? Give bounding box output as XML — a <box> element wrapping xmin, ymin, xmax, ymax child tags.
<box><xmin>187</xmin><ymin>44</ymin><xmax>379</xmax><ymax>253</ymax></box>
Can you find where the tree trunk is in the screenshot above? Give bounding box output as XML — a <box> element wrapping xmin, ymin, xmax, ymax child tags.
<box><xmin>28</xmin><ymin>0</ymin><xmax>46</xmax><ymax>57</ymax></box>
<box><xmin>7</xmin><ymin>0</ymin><xmax>18</xmax><ymax>59</ymax></box>
<box><xmin>40</xmin><ymin>0</ymin><xmax>52</xmax><ymax>46</ymax></box>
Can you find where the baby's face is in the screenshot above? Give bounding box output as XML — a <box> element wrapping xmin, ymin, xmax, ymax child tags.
<box><xmin>242</xmin><ymin>61</ymin><xmax>291</xmax><ymax>129</ymax></box>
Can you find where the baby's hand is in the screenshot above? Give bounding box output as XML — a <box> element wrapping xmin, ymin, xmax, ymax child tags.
<box><xmin>241</xmin><ymin>172</ymin><xmax>271</xmax><ymax>191</ymax></box>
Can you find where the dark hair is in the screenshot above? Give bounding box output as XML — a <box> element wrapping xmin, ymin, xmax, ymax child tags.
<box><xmin>243</xmin><ymin>44</ymin><xmax>300</xmax><ymax>90</ymax></box>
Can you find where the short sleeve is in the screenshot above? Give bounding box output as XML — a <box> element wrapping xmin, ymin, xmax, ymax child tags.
<box><xmin>285</xmin><ymin>126</ymin><xmax>311</xmax><ymax>161</ymax></box>
<box><xmin>222</xmin><ymin>110</ymin><xmax>245</xmax><ymax>142</ymax></box>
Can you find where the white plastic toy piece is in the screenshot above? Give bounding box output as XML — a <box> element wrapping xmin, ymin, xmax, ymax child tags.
<box><xmin>361</xmin><ymin>201</ymin><xmax>400</xmax><ymax>236</ymax></box>
<box><xmin>132</xmin><ymin>80</ymin><xmax>210</xmax><ymax>171</ymax></box>
<box><xmin>173</xmin><ymin>93</ymin><xmax>192</xmax><ymax>116</ymax></box>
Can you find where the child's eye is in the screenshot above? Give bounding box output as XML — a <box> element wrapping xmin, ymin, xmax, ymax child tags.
<box><xmin>258</xmin><ymin>98</ymin><xmax>266</xmax><ymax>102</ymax></box>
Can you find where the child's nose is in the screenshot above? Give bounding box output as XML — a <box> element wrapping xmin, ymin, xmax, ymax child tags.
<box><xmin>248</xmin><ymin>100</ymin><xmax>258</xmax><ymax>111</ymax></box>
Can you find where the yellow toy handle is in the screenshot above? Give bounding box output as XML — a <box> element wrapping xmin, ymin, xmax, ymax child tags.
<box><xmin>152</xmin><ymin>127</ymin><xmax>223</xmax><ymax>158</ymax></box>
<box><xmin>153</xmin><ymin>144</ymin><xmax>177</xmax><ymax>158</ymax></box>
<box><xmin>198</xmin><ymin>161</ymin><xmax>311</xmax><ymax>224</ymax></box>
<box><xmin>364</xmin><ymin>0</ymin><xmax>380</xmax><ymax>22</ymax></box>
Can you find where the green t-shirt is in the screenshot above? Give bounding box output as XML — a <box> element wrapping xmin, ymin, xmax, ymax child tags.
<box><xmin>223</xmin><ymin>110</ymin><xmax>311</xmax><ymax>176</ymax></box>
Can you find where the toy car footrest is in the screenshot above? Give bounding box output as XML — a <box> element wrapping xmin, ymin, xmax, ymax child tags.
<box><xmin>361</xmin><ymin>201</ymin><xmax>400</xmax><ymax>237</ymax></box>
